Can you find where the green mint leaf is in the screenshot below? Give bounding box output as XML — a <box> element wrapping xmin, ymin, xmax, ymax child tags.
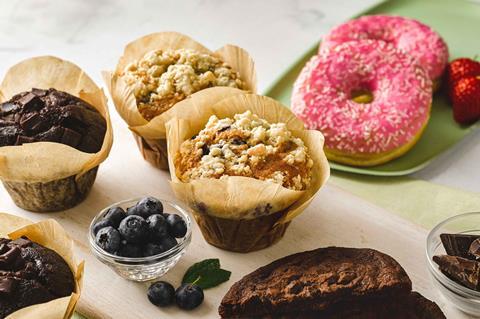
<box><xmin>182</xmin><ymin>259</ymin><xmax>220</xmax><ymax>284</ymax></box>
<box><xmin>182</xmin><ymin>258</ymin><xmax>231</xmax><ymax>289</ymax></box>
<box><xmin>194</xmin><ymin>268</ymin><xmax>231</xmax><ymax>289</ymax></box>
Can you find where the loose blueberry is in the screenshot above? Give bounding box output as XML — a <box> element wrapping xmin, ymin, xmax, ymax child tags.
<box><xmin>128</xmin><ymin>197</ymin><xmax>163</xmax><ymax>218</ymax></box>
<box><xmin>146</xmin><ymin>214</ymin><xmax>169</xmax><ymax>240</ymax></box>
<box><xmin>95</xmin><ymin>226</ymin><xmax>121</xmax><ymax>254</ymax></box>
<box><xmin>175</xmin><ymin>283</ymin><xmax>204</xmax><ymax>310</ymax></box>
<box><xmin>118</xmin><ymin>243</ymin><xmax>142</xmax><ymax>258</ymax></box>
<box><xmin>104</xmin><ymin>206</ymin><xmax>127</xmax><ymax>228</ymax></box>
<box><xmin>92</xmin><ymin>219</ymin><xmax>112</xmax><ymax>236</ymax></box>
<box><xmin>166</xmin><ymin>214</ymin><xmax>187</xmax><ymax>238</ymax></box>
<box><xmin>147</xmin><ymin>281</ymin><xmax>175</xmax><ymax>307</ymax></box>
<box><xmin>118</xmin><ymin>215</ymin><xmax>147</xmax><ymax>243</ymax></box>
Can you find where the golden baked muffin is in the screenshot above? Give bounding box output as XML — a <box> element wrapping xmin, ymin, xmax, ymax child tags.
<box><xmin>121</xmin><ymin>49</ymin><xmax>245</xmax><ymax>120</ymax></box>
<box><xmin>166</xmin><ymin>89</ymin><xmax>329</xmax><ymax>253</ymax></box>
<box><xmin>105</xmin><ymin>32</ymin><xmax>257</xmax><ymax>170</ymax></box>
<box><xmin>176</xmin><ymin>111</ymin><xmax>313</xmax><ymax>191</ymax></box>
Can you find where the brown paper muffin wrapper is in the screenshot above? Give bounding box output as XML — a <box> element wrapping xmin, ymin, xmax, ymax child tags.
<box><xmin>0</xmin><ymin>56</ymin><xmax>113</xmax><ymax>212</ymax></box>
<box><xmin>103</xmin><ymin>31</ymin><xmax>257</xmax><ymax>170</ymax></box>
<box><xmin>193</xmin><ymin>210</ymin><xmax>290</xmax><ymax>253</ymax></box>
<box><xmin>166</xmin><ymin>89</ymin><xmax>330</xmax><ymax>252</ymax></box>
<box><xmin>0</xmin><ymin>212</ymin><xmax>84</xmax><ymax>319</ymax></box>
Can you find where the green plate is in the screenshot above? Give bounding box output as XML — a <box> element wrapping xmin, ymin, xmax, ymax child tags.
<box><xmin>265</xmin><ymin>0</ymin><xmax>480</xmax><ymax>176</ymax></box>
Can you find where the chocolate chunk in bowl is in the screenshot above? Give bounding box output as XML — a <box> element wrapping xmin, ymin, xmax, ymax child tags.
<box><xmin>0</xmin><ymin>56</ymin><xmax>113</xmax><ymax>212</ymax></box>
<box><xmin>440</xmin><ymin>233</ymin><xmax>479</xmax><ymax>259</ymax></box>
<box><xmin>103</xmin><ymin>31</ymin><xmax>257</xmax><ymax>170</ymax></box>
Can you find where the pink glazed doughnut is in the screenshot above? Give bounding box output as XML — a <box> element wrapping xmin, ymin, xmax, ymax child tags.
<box><xmin>321</xmin><ymin>15</ymin><xmax>449</xmax><ymax>86</ymax></box>
<box><xmin>291</xmin><ymin>40</ymin><xmax>432</xmax><ymax>166</ymax></box>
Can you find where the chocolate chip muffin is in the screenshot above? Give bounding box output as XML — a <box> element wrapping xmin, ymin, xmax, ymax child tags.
<box><xmin>0</xmin><ymin>88</ymin><xmax>106</xmax><ymax>153</ymax></box>
<box><xmin>0</xmin><ymin>237</ymin><xmax>75</xmax><ymax>319</ymax></box>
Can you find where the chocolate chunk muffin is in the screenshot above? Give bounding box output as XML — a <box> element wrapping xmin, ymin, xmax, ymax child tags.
<box><xmin>0</xmin><ymin>88</ymin><xmax>106</xmax><ymax>153</ymax></box>
<box><xmin>0</xmin><ymin>237</ymin><xmax>75</xmax><ymax>319</ymax></box>
<box><xmin>219</xmin><ymin>247</ymin><xmax>445</xmax><ymax>318</ymax></box>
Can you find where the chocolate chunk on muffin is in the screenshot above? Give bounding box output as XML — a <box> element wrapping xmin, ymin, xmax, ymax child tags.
<box><xmin>0</xmin><ymin>237</ymin><xmax>75</xmax><ymax>319</ymax></box>
<box><xmin>0</xmin><ymin>88</ymin><xmax>106</xmax><ymax>153</ymax></box>
<box><xmin>219</xmin><ymin>247</ymin><xmax>445</xmax><ymax>319</ymax></box>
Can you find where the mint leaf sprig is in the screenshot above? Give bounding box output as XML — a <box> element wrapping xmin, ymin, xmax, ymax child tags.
<box><xmin>182</xmin><ymin>258</ymin><xmax>231</xmax><ymax>289</ymax></box>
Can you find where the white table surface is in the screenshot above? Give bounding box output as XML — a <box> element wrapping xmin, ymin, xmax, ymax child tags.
<box><xmin>0</xmin><ymin>0</ymin><xmax>478</xmax><ymax>197</ymax></box>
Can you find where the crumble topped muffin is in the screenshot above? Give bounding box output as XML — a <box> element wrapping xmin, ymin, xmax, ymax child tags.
<box><xmin>175</xmin><ymin>111</ymin><xmax>313</xmax><ymax>191</ymax></box>
<box><xmin>121</xmin><ymin>49</ymin><xmax>245</xmax><ymax>120</ymax></box>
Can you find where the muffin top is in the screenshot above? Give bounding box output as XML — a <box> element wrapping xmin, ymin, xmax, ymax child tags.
<box><xmin>175</xmin><ymin>111</ymin><xmax>313</xmax><ymax>191</ymax></box>
<box><xmin>121</xmin><ymin>49</ymin><xmax>245</xmax><ymax>121</ymax></box>
<box><xmin>0</xmin><ymin>88</ymin><xmax>106</xmax><ymax>153</ymax></box>
<box><xmin>0</xmin><ymin>237</ymin><xmax>75</xmax><ymax>319</ymax></box>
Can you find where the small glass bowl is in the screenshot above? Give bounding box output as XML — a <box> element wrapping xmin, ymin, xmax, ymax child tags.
<box><xmin>89</xmin><ymin>198</ymin><xmax>192</xmax><ymax>282</ymax></box>
<box><xmin>426</xmin><ymin>212</ymin><xmax>480</xmax><ymax>316</ymax></box>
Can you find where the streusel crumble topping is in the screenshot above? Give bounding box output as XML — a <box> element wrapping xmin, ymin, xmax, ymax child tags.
<box><xmin>175</xmin><ymin>111</ymin><xmax>313</xmax><ymax>191</ymax></box>
<box><xmin>121</xmin><ymin>49</ymin><xmax>245</xmax><ymax>120</ymax></box>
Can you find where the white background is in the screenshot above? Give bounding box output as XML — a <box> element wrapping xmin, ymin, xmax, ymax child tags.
<box><xmin>0</xmin><ymin>0</ymin><xmax>478</xmax><ymax>193</ymax></box>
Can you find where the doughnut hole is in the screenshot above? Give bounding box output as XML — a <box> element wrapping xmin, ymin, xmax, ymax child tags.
<box><xmin>351</xmin><ymin>88</ymin><xmax>374</xmax><ymax>104</ymax></box>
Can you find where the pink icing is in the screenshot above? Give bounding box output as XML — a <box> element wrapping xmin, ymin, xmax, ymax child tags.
<box><xmin>321</xmin><ymin>15</ymin><xmax>449</xmax><ymax>80</ymax></box>
<box><xmin>291</xmin><ymin>40</ymin><xmax>432</xmax><ymax>155</ymax></box>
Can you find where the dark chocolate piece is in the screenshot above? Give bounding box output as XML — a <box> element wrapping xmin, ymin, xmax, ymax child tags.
<box><xmin>0</xmin><ymin>247</ymin><xmax>20</xmax><ymax>268</ymax></box>
<box><xmin>0</xmin><ymin>277</ymin><xmax>17</xmax><ymax>295</ymax></box>
<box><xmin>440</xmin><ymin>233</ymin><xmax>479</xmax><ymax>258</ymax></box>
<box><xmin>17</xmin><ymin>93</ymin><xmax>42</xmax><ymax>111</ymax></box>
<box><xmin>0</xmin><ymin>88</ymin><xmax>106</xmax><ymax>153</ymax></box>
<box><xmin>469</xmin><ymin>239</ymin><xmax>480</xmax><ymax>260</ymax></box>
<box><xmin>433</xmin><ymin>255</ymin><xmax>480</xmax><ymax>291</ymax></box>
<box><xmin>0</xmin><ymin>102</ymin><xmax>18</xmax><ymax>113</ymax></box>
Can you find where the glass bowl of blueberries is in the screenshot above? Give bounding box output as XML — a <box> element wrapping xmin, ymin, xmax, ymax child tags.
<box><xmin>89</xmin><ymin>197</ymin><xmax>192</xmax><ymax>281</ymax></box>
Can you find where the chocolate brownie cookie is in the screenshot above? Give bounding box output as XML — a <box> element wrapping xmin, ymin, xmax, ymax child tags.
<box><xmin>220</xmin><ymin>247</ymin><xmax>446</xmax><ymax>318</ymax></box>
<box><xmin>0</xmin><ymin>237</ymin><xmax>75</xmax><ymax>319</ymax></box>
<box><xmin>219</xmin><ymin>247</ymin><xmax>412</xmax><ymax>318</ymax></box>
<box><xmin>0</xmin><ymin>88</ymin><xmax>106</xmax><ymax>153</ymax></box>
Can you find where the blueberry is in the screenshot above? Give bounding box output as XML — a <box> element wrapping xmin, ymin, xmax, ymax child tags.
<box><xmin>104</xmin><ymin>206</ymin><xmax>127</xmax><ymax>228</ymax></box>
<box><xmin>175</xmin><ymin>283</ymin><xmax>204</xmax><ymax>310</ymax></box>
<box><xmin>159</xmin><ymin>236</ymin><xmax>177</xmax><ymax>251</ymax></box>
<box><xmin>118</xmin><ymin>243</ymin><xmax>142</xmax><ymax>258</ymax></box>
<box><xmin>147</xmin><ymin>281</ymin><xmax>175</xmax><ymax>307</ymax></box>
<box><xmin>92</xmin><ymin>219</ymin><xmax>112</xmax><ymax>236</ymax></box>
<box><xmin>146</xmin><ymin>214</ymin><xmax>169</xmax><ymax>240</ymax></box>
<box><xmin>166</xmin><ymin>214</ymin><xmax>187</xmax><ymax>238</ymax></box>
<box><xmin>143</xmin><ymin>236</ymin><xmax>177</xmax><ymax>256</ymax></box>
<box><xmin>128</xmin><ymin>197</ymin><xmax>163</xmax><ymax>219</ymax></box>
<box><xmin>143</xmin><ymin>243</ymin><xmax>165</xmax><ymax>257</ymax></box>
<box><xmin>95</xmin><ymin>226</ymin><xmax>121</xmax><ymax>254</ymax></box>
<box><xmin>118</xmin><ymin>215</ymin><xmax>147</xmax><ymax>243</ymax></box>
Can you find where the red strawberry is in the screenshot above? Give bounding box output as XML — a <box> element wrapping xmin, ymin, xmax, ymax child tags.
<box><xmin>451</xmin><ymin>76</ymin><xmax>480</xmax><ymax>125</ymax></box>
<box><xmin>446</xmin><ymin>58</ymin><xmax>480</xmax><ymax>100</ymax></box>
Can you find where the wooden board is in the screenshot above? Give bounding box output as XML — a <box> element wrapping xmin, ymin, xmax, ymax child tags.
<box><xmin>0</xmin><ymin>119</ymin><xmax>472</xmax><ymax>319</ymax></box>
